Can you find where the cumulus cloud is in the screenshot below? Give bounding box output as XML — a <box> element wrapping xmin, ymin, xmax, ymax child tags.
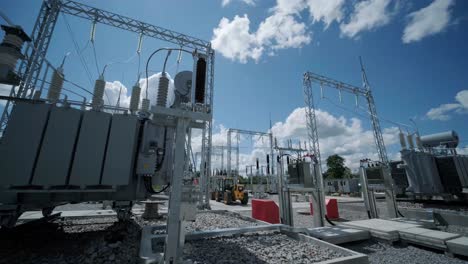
<box><xmin>221</xmin><ymin>0</ymin><xmax>255</xmax><ymax>7</ymax></box>
<box><xmin>211</xmin><ymin>15</ymin><xmax>264</xmax><ymax>63</ymax></box>
<box><xmin>306</xmin><ymin>0</ymin><xmax>345</xmax><ymax>28</ymax></box>
<box><xmin>212</xmin><ymin>0</ymin><xmax>405</xmax><ymax>62</ymax></box>
<box><xmin>402</xmin><ymin>0</ymin><xmax>454</xmax><ymax>44</ymax></box>
<box><xmin>213</xmin><ymin>0</ymin><xmax>349</xmax><ymax>63</ymax></box>
<box><xmin>211</xmin><ymin>12</ymin><xmax>310</xmax><ymax>63</ymax></box>
<box><xmin>426</xmin><ymin>90</ymin><xmax>468</xmax><ymax>121</ymax></box>
<box><xmin>340</xmin><ymin>0</ymin><xmax>393</xmax><ymax>38</ymax></box>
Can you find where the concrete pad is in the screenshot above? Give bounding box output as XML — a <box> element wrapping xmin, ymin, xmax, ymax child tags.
<box><xmin>447</xmin><ymin>236</ymin><xmax>468</xmax><ymax>257</ymax></box>
<box><xmin>18</xmin><ymin>208</ymin><xmax>154</xmax><ymax>220</ymax></box>
<box><xmin>391</xmin><ymin>217</ymin><xmax>435</xmax><ymax>228</ymax></box>
<box><xmin>307</xmin><ymin>226</ymin><xmax>370</xmax><ymax>244</ymax></box>
<box><xmin>341</xmin><ymin>219</ymin><xmax>421</xmax><ymax>241</ymax></box>
<box><xmin>399</xmin><ymin>227</ymin><xmax>461</xmax><ymax>250</ymax></box>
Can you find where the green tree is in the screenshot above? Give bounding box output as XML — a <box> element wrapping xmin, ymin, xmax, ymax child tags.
<box><xmin>325</xmin><ymin>154</ymin><xmax>351</xmax><ymax>179</ymax></box>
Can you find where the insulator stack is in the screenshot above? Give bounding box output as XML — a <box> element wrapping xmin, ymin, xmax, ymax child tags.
<box><xmin>47</xmin><ymin>68</ymin><xmax>64</xmax><ymax>102</ymax></box>
<box><xmin>407</xmin><ymin>134</ymin><xmax>415</xmax><ymax>149</ymax></box>
<box><xmin>416</xmin><ymin>135</ymin><xmax>423</xmax><ymax>149</ymax></box>
<box><xmin>157</xmin><ymin>73</ymin><xmax>169</xmax><ymax>107</ymax></box>
<box><xmin>399</xmin><ymin>132</ymin><xmax>407</xmax><ymax>150</ymax></box>
<box><xmin>194</xmin><ymin>57</ymin><xmax>206</xmax><ymax>104</ymax></box>
<box><xmin>141</xmin><ymin>98</ymin><xmax>150</xmax><ymax>112</ymax></box>
<box><xmin>0</xmin><ymin>25</ymin><xmax>31</xmax><ymax>85</ymax></box>
<box><xmin>266</xmin><ymin>154</ymin><xmax>270</xmax><ymax>175</ymax></box>
<box><xmin>92</xmin><ymin>75</ymin><xmax>105</xmax><ymax>110</ymax></box>
<box><xmin>130</xmin><ymin>83</ymin><xmax>141</xmax><ymax>113</ymax></box>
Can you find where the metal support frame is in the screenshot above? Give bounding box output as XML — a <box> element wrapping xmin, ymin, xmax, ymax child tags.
<box><xmin>274</xmin><ymin>144</ymin><xmax>324</xmax><ymax>227</ymax></box>
<box><xmin>303</xmin><ymin>73</ymin><xmax>326</xmax><ymax>227</ymax></box>
<box><xmin>303</xmin><ymin>71</ymin><xmax>398</xmax><ymax>218</ymax></box>
<box><xmin>164</xmin><ymin>118</ymin><xmax>189</xmax><ymax>263</ymax></box>
<box><xmin>226</xmin><ymin>128</ymin><xmax>275</xmax><ymax>185</ymax></box>
<box><xmin>359</xmin><ymin>166</ymin><xmax>378</xmax><ymax>219</ymax></box>
<box><xmin>211</xmin><ymin>145</ymin><xmax>236</xmax><ymax>172</ymax></box>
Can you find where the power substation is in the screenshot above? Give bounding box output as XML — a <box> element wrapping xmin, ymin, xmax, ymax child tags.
<box><xmin>0</xmin><ymin>1</ymin><xmax>468</xmax><ymax>264</ymax></box>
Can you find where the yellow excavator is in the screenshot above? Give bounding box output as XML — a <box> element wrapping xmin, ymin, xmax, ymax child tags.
<box><xmin>213</xmin><ymin>177</ymin><xmax>249</xmax><ymax>205</ymax></box>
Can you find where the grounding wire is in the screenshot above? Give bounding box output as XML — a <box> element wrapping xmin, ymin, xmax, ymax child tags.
<box><xmin>62</xmin><ymin>14</ymin><xmax>111</xmax><ymax>104</ymax></box>
<box><xmin>61</xmin><ymin>14</ymin><xmax>94</xmax><ymax>87</ymax></box>
<box><xmin>321</xmin><ymin>96</ymin><xmax>413</xmax><ymax>132</ymax></box>
<box><xmin>91</xmin><ymin>40</ymin><xmax>100</xmax><ymax>76</ymax></box>
<box><xmin>36</xmin><ymin>78</ymin><xmax>87</xmax><ymax>101</ymax></box>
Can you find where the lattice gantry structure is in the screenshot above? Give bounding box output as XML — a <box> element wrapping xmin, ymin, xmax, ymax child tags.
<box><xmin>0</xmin><ymin>1</ymin><xmax>215</xmax><ymax>262</ymax></box>
<box><xmin>226</xmin><ymin>128</ymin><xmax>275</xmax><ymax>189</ymax></box>
<box><xmin>303</xmin><ymin>71</ymin><xmax>398</xmax><ymax>218</ymax></box>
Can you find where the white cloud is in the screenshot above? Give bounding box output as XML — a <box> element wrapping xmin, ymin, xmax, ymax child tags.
<box><xmin>426</xmin><ymin>90</ymin><xmax>468</xmax><ymax>121</ymax></box>
<box><xmin>340</xmin><ymin>0</ymin><xmax>393</xmax><ymax>38</ymax></box>
<box><xmin>0</xmin><ymin>84</ymin><xmax>13</xmax><ymax>106</ymax></box>
<box><xmin>256</xmin><ymin>12</ymin><xmax>311</xmax><ymax>50</ymax></box>
<box><xmin>212</xmin><ymin>0</ymin><xmax>317</xmax><ymax>63</ymax></box>
<box><xmin>402</xmin><ymin>0</ymin><xmax>454</xmax><ymax>44</ymax></box>
<box><xmin>211</xmin><ymin>11</ymin><xmax>310</xmax><ymax>63</ymax></box>
<box><xmin>211</xmin><ymin>15</ymin><xmax>263</xmax><ymax>63</ymax></box>
<box><xmin>455</xmin><ymin>90</ymin><xmax>468</xmax><ymax>108</ymax></box>
<box><xmin>306</xmin><ymin>0</ymin><xmax>345</xmax><ymax>28</ymax></box>
<box><xmin>222</xmin><ymin>0</ymin><xmax>255</xmax><ymax>7</ymax></box>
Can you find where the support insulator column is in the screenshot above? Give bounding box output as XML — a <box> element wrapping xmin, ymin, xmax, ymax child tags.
<box><xmin>47</xmin><ymin>66</ymin><xmax>64</xmax><ymax>102</ymax></box>
<box><xmin>157</xmin><ymin>73</ymin><xmax>169</xmax><ymax>107</ymax></box>
<box><xmin>0</xmin><ymin>25</ymin><xmax>31</xmax><ymax>85</ymax></box>
<box><xmin>92</xmin><ymin>74</ymin><xmax>105</xmax><ymax>110</ymax></box>
<box><xmin>130</xmin><ymin>81</ymin><xmax>141</xmax><ymax>113</ymax></box>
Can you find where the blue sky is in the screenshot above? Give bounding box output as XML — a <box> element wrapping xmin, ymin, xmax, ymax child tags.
<box><xmin>1</xmin><ymin>0</ymin><xmax>467</xmax><ymax>171</ymax></box>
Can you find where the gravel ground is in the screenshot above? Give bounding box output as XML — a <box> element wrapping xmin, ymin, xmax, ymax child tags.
<box><xmin>183</xmin><ymin>231</ymin><xmax>347</xmax><ymax>264</ymax></box>
<box><xmin>149</xmin><ymin>211</ymin><xmax>260</xmax><ymax>234</ymax></box>
<box><xmin>186</xmin><ymin>211</ymin><xmax>260</xmax><ymax>232</ymax></box>
<box><xmin>344</xmin><ymin>239</ymin><xmax>468</xmax><ymax>264</ymax></box>
<box><xmin>0</xmin><ymin>217</ymin><xmax>140</xmax><ymax>264</ymax></box>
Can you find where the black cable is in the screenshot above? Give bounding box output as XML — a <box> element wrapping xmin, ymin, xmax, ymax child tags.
<box><xmin>145</xmin><ymin>47</ymin><xmax>192</xmax><ymax>100</ymax></box>
<box><xmin>325</xmin><ymin>215</ymin><xmax>336</xmax><ymax>226</ymax></box>
<box><xmin>397</xmin><ymin>210</ymin><xmax>405</xmax><ymax>218</ymax></box>
<box><xmin>144</xmin><ymin>177</ymin><xmax>170</xmax><ymax>194</ymax></box>
<box><xmin>155</xmin><ymin>127</ymin><xmax>168</xmax><ymax>172</ymax></box>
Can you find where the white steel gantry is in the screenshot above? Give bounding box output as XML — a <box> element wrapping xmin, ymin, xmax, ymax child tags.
<box><xmin>303</xmin><ymin>70</ymin><xmax>398</xmax><ymax>218</ymax></box>
<box><xmin>226</xmin><ymin>128</ymin><xmax>275</xmax><ymax>185</ymax></box>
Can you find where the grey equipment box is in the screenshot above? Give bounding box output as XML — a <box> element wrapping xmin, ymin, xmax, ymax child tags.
<box><xmin>32</xmin><ymin>106</ymin><xmax>82</xmax><ymax>186</ymax></box>
<box><xmin>101</xmin><ymin>114</ymin><xmax>140</xmax><ymax>186</ymax></box>
<box><xmin>288</xmin><ymin>161</ymin><xmax>313</xmax><ymax>187</ymax></box>
<box><xmin>0</xmin><ymin>102</ymin><xmax>50</xmax><ymax>186</ymax></box>
<box><xmin>69</xmin><ymin>111</ymin><xmax>111</xmax><ymax>186</ymax></box>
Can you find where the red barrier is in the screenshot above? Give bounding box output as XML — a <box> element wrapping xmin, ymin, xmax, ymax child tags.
<box><xmin>310</xmin><ymin>198</ymin><xmax>339</xmax><ymax>220</ymax></box>
<box><xmin>251</xmin><ymin>199</ymin><xmax>280</xmax><ymax>224</ymax></box>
